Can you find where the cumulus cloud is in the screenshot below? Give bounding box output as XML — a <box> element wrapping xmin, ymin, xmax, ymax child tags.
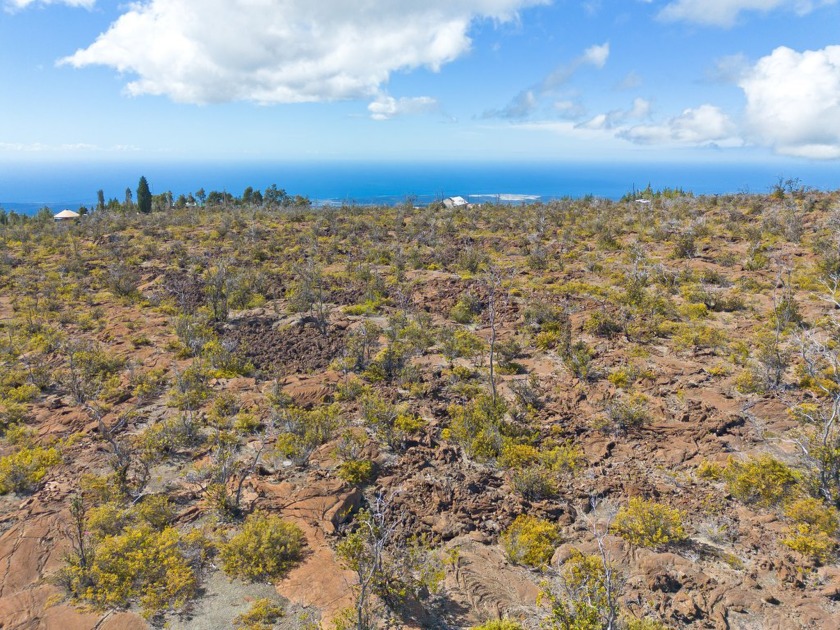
<box><xmin>367</xmin><ymin>95</ymin><xmax>438</xmax><ymax>120</ymax></box>
<box><xmin>620</xmin><ymin>104</ymin><xmax>738</xmax><ymax>145</ymax></box>
<box><xmin>485</xmin><ymin>42</ymin><xmax>609</xmax><ymax>118</ymax></box>
<box><xmin>658</xmin><ymin>0</ymin><xmax>836</xmax><ymax>27</ymax></box>
<box><xmin>59</xmin><ymin>0</ymin><xmax>545</xmax><ymax>104</ymax></box>
<box><xmin>739</xmin><ymin>45</ymin><xmax>840</xmax><ymax>159</ymax></box>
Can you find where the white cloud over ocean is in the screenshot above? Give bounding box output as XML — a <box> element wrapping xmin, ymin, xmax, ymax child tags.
<box><xmin>368</xmin><ymin>96</ymin><xmax>439</xmax><ymax>121</ymax></box>
<box><xmin>740</xmin><ymin>45</ymin><xmax>840</xmax><ymax>158</ymax></box>
<box><xmin>658</xmin><ymin>0</ymin><xmax>837</xmax><ymax>27</ymax></box>
<box><xmin>620</xmin><ymin>104</ymin><xmax>738</xmax><ymax>146</ymax></box>
<box><xmin>59</xmin><ymin>0</ymin><xmax>546</xmax><ymax>105</ymax></box>
<box><xmin>484</xmin><ymin>42</ymin><xmax>609</xmax><ymax>119</ymax></box>
<box><xmin>5</xmin><ymin>0</ymin><xmax>94</xmax><ymax>9</ymax></box>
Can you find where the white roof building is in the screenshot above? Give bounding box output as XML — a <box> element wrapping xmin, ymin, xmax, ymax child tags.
<box><xmin>54</xmin><ymin>209</ymin><xmax>80</xmax><ymax>221</ymax></box>
<box><xmin>442</xmin><ymin>196</ymin><xmax>468</xmax><ymax>208</ymax></box>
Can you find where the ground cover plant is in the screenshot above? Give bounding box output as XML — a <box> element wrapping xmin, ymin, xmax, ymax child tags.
<box><xmin>0</xmin><ymin>184</ymin><xmax>838</xmax><ymax>627</ymax></box>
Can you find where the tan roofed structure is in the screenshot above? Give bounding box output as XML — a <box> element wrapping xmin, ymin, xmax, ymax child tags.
<box><xmin>54</xmin><ymin>209</ymin><xmax>80</xmax><ymax>221</ymax></box>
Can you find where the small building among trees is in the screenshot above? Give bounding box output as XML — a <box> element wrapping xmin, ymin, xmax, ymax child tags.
<box><xmin>54</xmin><ymin>209</ymin><xmax>80</xmax><ymax>222</ymax></box>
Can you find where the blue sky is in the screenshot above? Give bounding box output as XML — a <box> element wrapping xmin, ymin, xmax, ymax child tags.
<box><xmin>1</xmin><ymin>0</ymin><xmax>839</xmax><ymax>164</ymax></box>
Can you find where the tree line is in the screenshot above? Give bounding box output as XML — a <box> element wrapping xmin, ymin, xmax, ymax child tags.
<box><xmin>94</xmin><ymin>177</ymin><xmax>311</xmax><ymax>214</ymax></box>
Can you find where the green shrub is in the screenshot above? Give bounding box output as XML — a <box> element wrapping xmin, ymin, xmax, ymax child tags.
<box><xmin>234</xmin><ymin>597</ymin><xmax>285</xmax><ymax>630</ymax></box>
<box><xmin>0</xmin><ymin>444</ymin><xmax>61</xmax><ymax>494</ymax></box>
<box><xmin>541</xmin><ymin>442</ymin><xmax>586</xmax><ymax>475</ymax></box>
<box><xmin>602</xmin><ymin>393</ymin><xmax>649</xmax><ymax>433</ymax></box>
<box><xmin>584</xmin><ymin>311</ymin><xmax>623</xmax><ymax>338</ymax></box>
<box><xmin>781</xmin><ymin>498</ymin><xmax>838</xmax><ymax>563</ymax></box>
<box><xmin>624</xmin><ymin>619</ymin><xmax>671</xmax><ymax>630</ymax></box>
<box><xmin>130</xmin><ymin>367</ymin><xmax>168</xmax><ymax>403</ymax></box>
<box><xmin>510</xmin><ymin>466</ymin><xmax>559</xmax><ymax>501</ymax></box>
<box><xmin>499</xmin><ymin>442</ymin><xmax>540</xmax><ymax>469</ymax></box>
<box><xmin>612</xmin><ymin>498</ymin><xmax>687</xmax><ymax>547</ymax></box>
<box><xmin>446</xmin><ymin>394</ymin><xmax>507</xmax><ymax>461</ymax></box>
<box><xmin>68</xmin><ymin>524</ymin><xmax>199</xmax><ymax>619</ymax></box>
<box><xmin>275</xmin><ymin>403</ymin><xmax>344</xmax><ymax>464</ymax></box>
<box><xmin>337</xmin><ymin>459</ymin><xmax>375</xmax><ymax>485</ymax></box>
<box><xmin>450</xmin><ymin>293</ymin><xmax>482</xmax><ymax>324</ymax></box>
<box><xmin>501</xmin><ymin>515</ymin><xmax>561</xmax><ymax>568</ymax></box>
<box><xmin>471</xmin><ymin>621</ymin><xmax>523</xmax><ymax>630</ymax></box>
<box><xmin>565</xmin><ymin>341</ymin><xmax>597</xmax><ymax>381</ymax></box>
<box><xmin>542</xmin><ymin>548</ymin><xmax>620</xmax><ymax>630</ymax></box>
<box><xmin>722</xmin><ymin>455</ymin><xmax>799</xmax><ymax>508</ymax></box>
<box><xmin>220</xmin><ymin>513</ymin><xmax>306</xmax><ymax>582</ymax></box>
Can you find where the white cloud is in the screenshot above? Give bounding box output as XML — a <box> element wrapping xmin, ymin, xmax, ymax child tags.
<box><xmin>542</xmin><ymin>42</ymin><xmax>609</xmax><ymax>89</ymax></box>
<box><xmin>579</xmin><ymin>97</ymin><xmax>650</xmax><ymax>129</ymax></box>
<box><xmin>620</xmin><ymin>104</ymin><xmax>738</xmax><ymax>145</ymax></box>
<box><xmin>582</xmin><ymin>42</ymin><xmax>610</xmax><ymax>69</ymax></box>
<box><xmin>739</xmin><ymin>45</ymin><xmax>840</xmax><ymax>159</ymax></box>
<box><xmin>659</xmin><ymin>0</ymin><xmax>836</xmax><ymax>27</ymax></box>
<box><xmin>0</xmin><ymin>141</ymin><xmax>137</xmax><ymax>152</ymax></box>
<box><xmin>6</xmin><ymin>0</ymin><xmax>94</xmax><ymax>9</ymax></box>
<box><xmin>367</xmin><ymin>95</ymin><xmax>438</xmax><ymax>120</ymax></box>
<box><xmin>60</xmin><ymin>0</ymin><xmax>545</xmax><ymax>104</ymax></box>
<box><xmin>486</xmin><ymin>41</ymin><xmax>609</xmax><ymax>118</ymax></box>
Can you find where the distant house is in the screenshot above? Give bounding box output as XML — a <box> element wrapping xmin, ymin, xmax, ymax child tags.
<box><xmin>442</xmin><ymin>196</ymin><xmax>468</xmax><ymax>208</ymax></box>
<box><xmin>54</xmin><ymin>209</ymin><xmax>80</xmax><ymax>221</ymax></box>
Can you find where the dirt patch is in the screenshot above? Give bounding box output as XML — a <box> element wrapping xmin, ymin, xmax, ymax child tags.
<box><xmin>223</xmin><ymin>317</ymin><xmax>347</xmax><ymax>376</ymax></box>
<box><xmin>159</xmin><ymin>269</ymin><xmax>206</xmax><ymax>313</ymax></box>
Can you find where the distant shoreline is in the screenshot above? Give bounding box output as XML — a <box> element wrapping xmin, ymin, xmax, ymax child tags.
<box><xmin>2</xmin><ymin>160</ymin><xmax>838</xmax><ymax>215</ymax></box>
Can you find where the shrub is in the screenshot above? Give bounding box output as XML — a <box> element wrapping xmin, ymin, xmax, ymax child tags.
<box><xmin>565</xmin><ymin>341</ymin><xmax>597</xmax><ymax>381</ymax></box>
<box><xmin>234</xmin><ymin>598</ymin><xmax>285</xmax><ymax>630</ymax></box>
<box><xmin>501</xmin><ymin>515</ymin><xmax>561</xmax><ymax>568</ymax></box>
<box><xmin>275</xmin><ymin>403</ymin><xmax>343</xmax><ymax>465</ymax></box>
<box><xmin>624</xmin><ymin>619</ymin><xmax>671</xmax><ymax>630</ymax></box>
<box><xmin>602</xmin><ymin>393</ymin><xmax>649</xmax><ymax>433</ymax></box>
<box><xmin>542</xmin><ymin>548</ymin><xmax>617</xmax><ymax>630</ymax></box>
<box><xmin>471</xmin><ymin>621</ymin><xmax>523</xmax><ymax>630</ymax></box>
<box><xmin>220</xmin><ymin>513</ymin><xmax>306</xmax><ymax>582</ymax></box>
<box><xmin>541</xmin><ymin>442</ymin><xmax>586</xmax><ymax>475</ymax></box>
<box><xmin>130</xmin><ymin>367</ymin><xmax>168</xmax><ymax>403</ymax></box>
<box><xmin>499</xmin><ymin>442</ymin><xmax>540</xmax><ymax>469</ymax></box>
<box><xmin>781</xmin><ymin>526</ymin><xmax>836</xmax><ymax>564</ymax></box>
<box><xmin>510</xmin><ymin>466</ymin><xmax>559</xmax><ymax>501</ymax></box>
<box><xmin>450</xmin><ymin>293</ymin><xmax>482</xmax><ymax>324</ymax></box>
<box><xmin>69</xmin><ymin>524</ymin><xmax>199</xmax><ymax>619</ymax></box>
<box><xmin>584</xmin><ymin>311</ymin><xmax>622</xmax><ymax>338</ymax></box>
<box><xmin>612</xmin><ymin>498</ymin><xmax>687</xmax><ymax>547</ymax></box>
<box><xmin>781</xmin><ymin>498</ymin><xmax>838</xmax><ymax>563</ymax></box>
<box><xmin>722</xmin><ymin>455</ymin><xmax>799</xmax><ymax>508</ymax></box>
<box><xmin>0</xmin><ymin>444</ymin><xmax>61</xmax><ymax>494</ymax></box>
<box><xmin>337</xmin><ymin>459</ymin><xmax>375</xmax><ymax>485</ymax></box>
<box><xmin>447</xmin><ymin>394</ymin><xmax>507</xmax><ymax>461</ymax></box>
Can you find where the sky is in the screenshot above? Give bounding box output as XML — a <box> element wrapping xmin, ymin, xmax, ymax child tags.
<box><xmin>1</xmin><ymin>0</ymin><xmax>839</xmax><ymax>164</ymax></box>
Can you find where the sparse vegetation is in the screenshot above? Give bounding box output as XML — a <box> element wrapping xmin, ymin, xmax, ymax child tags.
<box><xmin>220</xmin><ymin>512</ymin><xmax>306</xmax><ymax>582</ymax></box>
<box><xmin>1</xmin><ymin>187</ymin><xmax>839</xmax><ymax>627</ymax></box>
<box><xmin>612</xmin><ymin>498</ymin><xmax>687</xmax><ymax>547</ymax></box>
<box><xmin>501</xmin><ymin>515</ymin><xmax>561</xmax><ymax>568</ymax></box>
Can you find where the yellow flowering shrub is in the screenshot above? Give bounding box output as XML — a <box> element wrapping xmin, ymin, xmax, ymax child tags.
<box><xmin>501</xmin><ymin>515</ymin><xmax>561</xmax><ymax>568</ymax></box>
<box><xmin>220</xmin><ymin>512</ymin><xmax>306</xmax><ymax>581</ymax></box>
<box><xmin>612</xmin><ymin>498</ymin><xmax>687</xmax><ymax>547</ymax></box>
<box><xmin>0</xmin><ymin>444</ymin><xmax>60</xmax><ymax>494</ymax></box>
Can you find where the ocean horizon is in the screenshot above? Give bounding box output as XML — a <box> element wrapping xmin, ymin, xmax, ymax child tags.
<box><xmin>1</xmin><ymin>160</ymin><xmax>838</xmax><ymax>215</ymax></box>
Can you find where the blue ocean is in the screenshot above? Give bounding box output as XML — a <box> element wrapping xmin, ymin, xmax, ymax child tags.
<box><xmin>1</xmin><ymin>160</ymin><xmax>837</xmax><ymax>214</ymax></box>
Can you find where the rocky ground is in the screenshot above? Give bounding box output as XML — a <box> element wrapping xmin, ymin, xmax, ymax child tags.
<box><xmin>0</xmin><ymin>190</ymin><xmax>839</xmax><ymax>629</ymax></box>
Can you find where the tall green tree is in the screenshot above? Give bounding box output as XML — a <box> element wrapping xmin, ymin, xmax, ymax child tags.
<box><xmin>137</xmin><ymin>176</ymin><xmax>152</xmax><ymax>214</ymax></box>
<box><xmin>96</xmin><ymin>189</ymin><xmax>105</xmax><ymax>212</ymax></box>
